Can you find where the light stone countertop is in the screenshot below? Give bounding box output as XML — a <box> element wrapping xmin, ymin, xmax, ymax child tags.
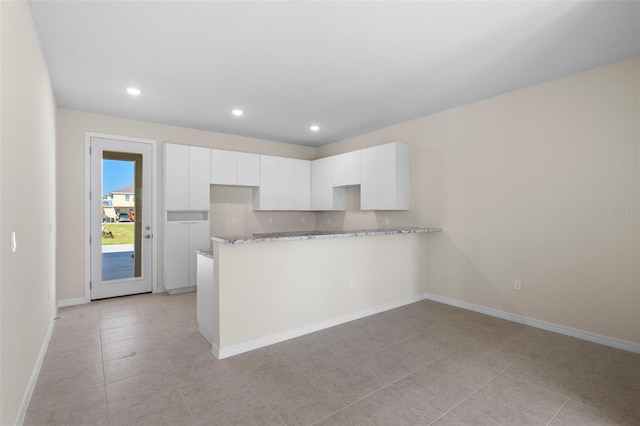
<box><xmin>211</xmin><ymin>226</ymin><xmax>441</xmax><ymax>245</ymax></box>
<box><xmin>195</xmin><ymin>248</ymin><xmax>214</xmax><ymax>259</ymax></box>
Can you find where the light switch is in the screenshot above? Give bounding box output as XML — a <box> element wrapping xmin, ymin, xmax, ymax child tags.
<box><xmin>11</xmin><ymin>232</ymin><xmax>17</xmax><ymax>253</ymax></box>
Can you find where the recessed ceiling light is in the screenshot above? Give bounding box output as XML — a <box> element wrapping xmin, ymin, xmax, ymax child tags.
<box><xmin>232</xmin><ymin>109</ymin><xmax>244</xmax><ymax>116</ymax></box>
<box><xmin>126</xmin><ymin>87</ymin><xmax>141</xmax><ymax>95</ymax></box>
<box><xmin>310</xmin><ymin>125</ymin><xmax>320</xmax><ymax>132</ymax></box>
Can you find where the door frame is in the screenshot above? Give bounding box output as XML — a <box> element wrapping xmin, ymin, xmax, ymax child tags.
<box><xmin>84</xmin><ymin>132</ymin><xmax>159</xmax><ymax>303</ymax></box>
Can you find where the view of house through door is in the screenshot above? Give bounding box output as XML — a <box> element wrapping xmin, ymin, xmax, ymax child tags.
<box><xmin>89</xmin><ymin>135</ymin><xmax>154</xmax><ymax>299</ymax></box>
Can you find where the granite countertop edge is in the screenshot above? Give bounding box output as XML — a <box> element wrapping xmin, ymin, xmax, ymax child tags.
<box><xmin>195</xmin><ymin>248</ymin><xmax>214</xmax><ymax>259</ymax></box>
<box><xmin>211</xmin><ymin>226</ymin><xmax>441</xmax><ymax>245</ymax></box>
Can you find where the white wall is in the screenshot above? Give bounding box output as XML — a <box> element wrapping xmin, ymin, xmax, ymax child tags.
<box><xmin>56</xmin><ymin>109</ymin><xmax>316</xmax><ymax>301</ymax></box>
<box><xmin>318</xmin><ymin>58</ymin><xmax>640</xmax><ymax>345</ymax></box>
<box><xmin>214</xmin><ymin>233</ymin><xmax>427</xmax><ymax>353</ymax></box>
<box><xmin>0</xmin><ymin>1</ymin><xmax>58</xmax><ymax>424</ymax></box>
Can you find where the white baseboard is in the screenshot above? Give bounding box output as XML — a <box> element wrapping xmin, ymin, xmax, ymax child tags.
<box><xmin>216</xmin><ymin>293</ymin><xmax>425</xmax><ymax>359</ymax></box>
<box><xmin>211</xmin><ymin>342</ymin><xmax>221</xmax><ymax>359</ymax></box>
<box><xmin>166</xmin><ymin>286</ymin><xmax>196</xmax><ymax>295</ymax></box>
<box><xmin>16</xmin><ymin>316</ymin><xmax>55</xmax><ymax>426</ymax></box>
<box><xmin>198</xmin><ymin>326</ymin><xmax>213</xmax><ymax>346</ymax></box>
<box><xmin>424</xmin><ymin>292</ymin><xmax>640</xmax><ymax>354</ymax></box>
<box><xmin>57</xmin><ymin>297</ymin><xmax>87</xmax><ymax>308</ymax></box>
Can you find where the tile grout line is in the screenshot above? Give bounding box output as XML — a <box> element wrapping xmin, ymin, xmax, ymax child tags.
<box><xmin>425</xmin><ymin>361</ymin><xmax>514</xmax><ymax>425</ymax></box>
<box><xmin>309</xmin><ymin>382</ymin><xmax>392</xmax><ymax>426</ymax></box>
<box><xmin>308</xmin><ymin>330</ymin><xmax>502</xmax><ymax>426</ymax></box>
<box><xmin>97</xmin><ymin>306</ymin><xmax>112</xmax><ymax>426</ymax></box>
<box><xmin>258</xmin><ymin>395</ymin><xmax>289</xmax><ymax>426</ymax></box>
<box><xmin>546</xmin><ymin>397</ymin><xmax>571</xmax><ymax>425</ymax></box>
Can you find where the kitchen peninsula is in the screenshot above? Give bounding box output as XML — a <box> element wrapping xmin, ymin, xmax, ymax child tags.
<box><xmin>196</xmin><ymin>226</ymin><xmax>440</xmax><ymax>359</ymax></box>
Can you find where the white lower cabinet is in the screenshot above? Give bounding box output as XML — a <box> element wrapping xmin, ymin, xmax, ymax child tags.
<box><xmin>196</xmin><ymin>253</ymin><xmax>214</xmax><ymax>344</ymax></box>
<box><xmin>163</xmin><ymin>219</ymin><xmax>210</xmax><ymax>293</ymax></box>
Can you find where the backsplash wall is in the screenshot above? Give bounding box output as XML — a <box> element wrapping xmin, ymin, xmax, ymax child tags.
<box><xmin>210</xmin><ymin>185</ymin><xmax>317</xmax><ymax>237</ymax></box>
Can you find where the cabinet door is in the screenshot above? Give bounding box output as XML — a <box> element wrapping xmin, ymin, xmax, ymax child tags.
<box><xmin>277</xmin><ymin>157</ymin><xmax>295</xmax><ymax>210</ymax></box>
<box><xmin>254</xmin><ymin>155</ymin><xmax>278</xmax><ymax>210</ymax></box>
<box><xmin>360</xmin><ymin>147</ymin><xmax>377</xmax><ymax>210</ymax></box>
<box><xmin>196</xmin><ymin>254</ymin><xmax>215</xmax><ymax>344</ymax></box>
<box><xmin>377</xmin><ymin>143</ymin><xmax>397</xmax><ymax>210</ymax></box>
<box><xmin>332</xmin><ymin>154</ymin><xmax>346</xmax><ymax>187</ymax></box>
<box><xmin>345</xmin><ymin>150</ymin><xmax>361</xmax><ymax>185</ymax></box>
<box><xmin>164</xmin><ymin>144</ymin><xmax>189</xmax><ymax>210</ymax></box>
<box><xmin>311</xmin><ymin>157</ymin><xmax>331</xmax><ymax>210</ymax></box>
<box><xmin>395</xmin><ymin>143</ymin><xmax>410</xmax><ymax>210</ymax></box>
<box><xmin>163</xmin><ymin>221</ymin><xmax>190</xmax><ymax>290</ymax></box>
<box><xmin>236</xmin><ymin>152</ymin><xmax>260</xmax><ymax>186</ymax></box>
<box><xmin>211</xmin><ymin>149</ymin><xmax>237</xmax><ymax>185</ymax></box>
<box><xmin>294</xmin><ymin>159</ymin><xmax>311</xmax><ymax>210</ymax></box>
<box><xmin>189</xmin><ymin>221</ymin><xmax>211</xmax><ymax>287</ymax></box>
<box><xmin>189</xmin><ymin>146</ymin><xmax>211</xmax><ymax>211</ymax></box>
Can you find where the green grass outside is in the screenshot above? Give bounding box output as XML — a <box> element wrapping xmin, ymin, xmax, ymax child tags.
<box><xmin>102</xmin><ymin>223</ymin><xmax>135</xmax><ymax>245</ymax></box>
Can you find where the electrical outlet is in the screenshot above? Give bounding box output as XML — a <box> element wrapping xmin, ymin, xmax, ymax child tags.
<box><xmin>350</xmin><ymin>278</ymin><xmax>357</xmax><ymax>288</ymax></box>
<box><xmin>327</xmin><ymin>217</ymin><xmax>331</xmax><ymax>224</ymax></box>
<box><xmin>514</xmin><ymin>280</ymin><xmax>522</xmax><ymax>290</ymax></box>
<box><xmin>268</xmin><ymin>217</ymin><xmax>272</xmax><ymax>224</ymax></box>
<box><xmin>301</xmin><ymin>217</ymin><xmax>305</xmax><ymax>224</ymax></box>
<box><xmin>385</xmin><ymin>218</ymin><xmax>390</xmax><ymax>226</ymax></box>
<box><xmin>231</xmin><ymin>217</ymin><xmax>237</xmax><ymax>225</ymax></box>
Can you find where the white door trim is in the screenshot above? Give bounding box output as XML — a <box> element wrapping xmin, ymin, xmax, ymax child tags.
<box><xmin>84</xmin><ymin>132</ymin><xmax>158</xmax><ymax>302</ymax></box>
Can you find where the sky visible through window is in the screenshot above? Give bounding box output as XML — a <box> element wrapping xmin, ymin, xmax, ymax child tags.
<box><xmin>103</xmin><ymin>159</ymin><xmax>134</xmax><ymax>196</ymax></box>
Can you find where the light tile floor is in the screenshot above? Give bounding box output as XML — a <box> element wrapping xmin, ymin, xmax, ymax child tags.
<box><xmin>25</xmin><ymin>293</ymin><xmax>640</xmax><ymax>425</ymax></box>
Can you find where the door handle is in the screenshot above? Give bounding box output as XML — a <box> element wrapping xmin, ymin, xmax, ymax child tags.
<box><xmin>144</xmin><ymin>234</ymin><xmax>153</xmax><ymax>239</ymax></box>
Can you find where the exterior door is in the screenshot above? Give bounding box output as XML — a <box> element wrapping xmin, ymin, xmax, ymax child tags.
<box><xmin>90</xmin><ymin>135</ymin><xmax>154</xmax><ymax>299</ymax></box>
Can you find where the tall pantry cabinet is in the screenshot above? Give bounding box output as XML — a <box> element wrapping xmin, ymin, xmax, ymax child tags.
<box><xmin>163</xmin><ymin>143</ymin><xmax>211</xmax><ymax>294</ymax></box>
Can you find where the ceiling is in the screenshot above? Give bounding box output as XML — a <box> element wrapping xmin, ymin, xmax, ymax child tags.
<box><xmin>29</xmin><ymin>1</ymin><xmax>640</xmax><ymax>147</ymax></box>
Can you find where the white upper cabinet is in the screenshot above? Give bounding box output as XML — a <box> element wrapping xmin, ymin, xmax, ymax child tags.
<box><xmin>254</xmin><ymin>156</ymin><xmax>310</xmax><ymax>211</ymax></box>
<box><xmin>189</xmin><ymin>146</ymin><xmax>213</xmax><ymax>211</ymax></box>
<box><xmin>332</xmin><ymin>154</ymin><xmax>346</xmax><ymax>187</ymax></box>
<box><xmin>312</xmin><ymin>157</ymin><xmax>345</xmax><ymax>211</ymax></box>
<box><xmin>236</xmin><ymin>152</ymin><xmax>260</xmax><ymax>186</ymax></box>
<box><xmin>211</xmin><ymin>149</ymin><xmax>260</xmax><ymax>186</ymax></box>
<box><xmin>164</xmin><ymin>144</ymin><xmax>189</xmax><ymax>210</ymax></box>
<box><xmin>168</xmin><ymin>142</ymin><xmax>409</xmax><ymax>213</ymax></box>
<box><xmin>332</xmin><ymin>151</ymin><xmax>361</xmax><ymax>187</ymax></box>
<box><xmin>164</xmin><ymin>143</ymin><xmax>210</xmax><ymax>211</ymax></box>
<box><xmin>277</xmin><ymin>157</ymin><xmax>295</xmax><ymax>210</ymax></box>
<box><xmin>360</xmin><ymin>142</ymin><xmax>410</xmax><ymax>210</ymax></box>
<box><xmin>210</xmin><ymin>149</ymin><xmax>236</xmax><ymax>185</ymax></box>
<box><xmin>294</xmin><ymin>160</ymin><xmax>311</xmax><ymax>211</ymax></box>
<box><xmin>345</xmin><ymin>150</ymin><xmax>361</xmax><ymax>186</ymax></box>
<box><xmin>253</xmin><ymin>155</ymin><xmax>278</xmax><ymax>210</ymax></box>
<box><xmin>360</xmin><ymin>147</ymin><xmax>378</xmax><ymax>211</ymax></box>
